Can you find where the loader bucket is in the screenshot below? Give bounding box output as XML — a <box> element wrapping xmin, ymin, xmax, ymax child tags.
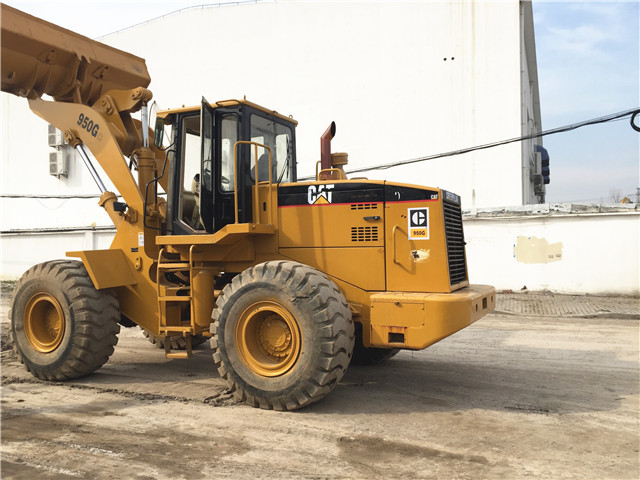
<box><xmin>1</xmin><ymin>4</ymin><xmax>150</xmax><ymax>105</ymax></box>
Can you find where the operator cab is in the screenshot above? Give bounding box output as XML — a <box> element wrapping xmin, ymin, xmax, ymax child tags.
<box><xmin>157</xmin><ymin>99</ymin><xmax>297</xmax><ymax>235</ymax></box>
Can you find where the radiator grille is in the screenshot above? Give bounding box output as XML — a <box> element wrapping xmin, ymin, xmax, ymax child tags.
<box><xmin>351</xmin><ymin>226</ymin><xmax>379</xmax><ymax>242</ymax></box>
<box><xmin>443</xmin><ymin>202</ymin><xmax>467</xmax><ymax>285</ymax></box>
<box><xmin>350</xmin><ymin>203</ymin><xmax>378</xmax><ymax>210</ymax></box>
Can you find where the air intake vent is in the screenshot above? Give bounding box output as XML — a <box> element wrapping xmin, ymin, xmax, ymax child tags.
<box><xmin>443</xmin><ymin>202</ymin><xmax>467</xmax><ymax>285</ymax></box>
<box><xmin>351</xmin><ymin>226</ymin><xmax>379</xmax><ymax>242</ymax></box>
<box><xmin>350</xmin><ymin>203</ymin><xmax>378</xmax><ymax>210</ymax></box>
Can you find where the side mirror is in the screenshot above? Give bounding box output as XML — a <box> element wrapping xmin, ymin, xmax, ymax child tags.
<box><xmin>153</xmin><ymin>117</ymin><xmax>164</xmax><ymax>148</ymax></box>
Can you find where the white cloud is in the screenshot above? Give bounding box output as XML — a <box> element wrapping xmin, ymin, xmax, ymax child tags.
<box><xmin>545</xmin><ymin>24</ymin><xmax>608</xmax><ymax>58</ymax></box>
<box><xmin>534</xmin><ymin>1</ymin><xmax>639</xmax><ymax>124</ymax></box>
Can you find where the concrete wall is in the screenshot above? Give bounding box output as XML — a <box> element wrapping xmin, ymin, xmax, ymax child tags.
<box><xmin>464</xmin><ymin>205</ymin><xmax>640</xmax><ymax>295</ymax></box>
<box><xmin>2</xmin><ymin>205</ymin><xmax>638</xmax><ymax>295</ymax></box>
<box><xmin>0</xmin><ymin>228</ymin><xmax>115</xmax><ymax>280</ymax></box>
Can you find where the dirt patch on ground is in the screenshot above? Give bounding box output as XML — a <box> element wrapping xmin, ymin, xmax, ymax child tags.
<box><xmin>1</xmin><ymin>283</ymin><xmax>15</xmax><ymax>355</ymax></box>
<box><xmin>1</xmin><ymin>329</ymin><xmax>13</xmax><ymax>353</ymax></box>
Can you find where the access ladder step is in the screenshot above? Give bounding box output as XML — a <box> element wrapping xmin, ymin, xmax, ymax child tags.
<box><xmin>166</xmin><ymin>352</ymin><xmax>190</xmax><ymax>359</ymax></box>
<box><xmin>158</xmin><ymin>266</ymin><xmax>191</xmax><ymax>273</ymax></box>
<box><xmin>160</xmin><ymin>326</ymin><xmax>193</xmax><ymax>333</ymax></box>
<box><xmin>158</xmin><ymin>296</ymin><xmax>191</xmax><ymax>302</ymax></box>
<box><xmin>162</xmin><ymin>286</ymin><xmax>190</xmax><ymax>295</ymax></box>
<box><xmin>164</xmin><ymin>333</ymin><xmax>193</xmax><ymax>359</ymax></box>
<box><xmin>158</xmin><ymin>262</ymin><xmax>191</xmax><ymax>269</ymax></box>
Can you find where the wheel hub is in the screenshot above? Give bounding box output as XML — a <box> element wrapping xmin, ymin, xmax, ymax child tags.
<box><xmin>236</xmin><ymin>301</ymin><xmax>301</xmax><ymax>377</ymax></box>
<box><xmin>24</xmin><ymin>292</ymin><xmax>65</xmax><ymax>353</ymax></box>
<box><xmin>258</xmin><ymin>314</ymin><xmax>292</xmax><ymax>358</ymax></box>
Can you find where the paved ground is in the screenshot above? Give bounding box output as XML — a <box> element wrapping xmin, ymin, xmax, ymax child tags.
<box><xmin>1</xmin><ymin>289</ymin><xmax>638</xmax><ymax>479</ymax></box>
<box><xmin>496</xmin><ymin>291</ymin><xmax>639</xmax><ymax>318</ymax></box>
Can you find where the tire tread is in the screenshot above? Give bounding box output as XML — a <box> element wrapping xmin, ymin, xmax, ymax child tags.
<box><xmin>10</xmin><ymin>260</ymin><xmax>121</xmax><ymax>381</ymax></box>
<box><xmin>211</xmin><ymin>261</ymin><xmax>354</xmax><ymax>410</ymax></box>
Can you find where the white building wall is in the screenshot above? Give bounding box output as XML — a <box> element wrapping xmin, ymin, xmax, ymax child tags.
<box><xmin>520</xmin><ymin>0</ymin><xmax>544</xmax><ymax>204</ymax></box>
<box><xmin>1</xmin><ymin>94</ymin><xmax>115</xmax><ymax>230</ymax></box>
<box><xmin>101</xmin><ymin>0</ymin><xmax>531</xmax><ymax>208</ymax></box>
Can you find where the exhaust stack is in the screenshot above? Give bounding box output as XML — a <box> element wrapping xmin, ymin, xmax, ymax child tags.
<box><xmin>320</xmin><ymin>121</ymin><xmax>336</xmax><ymax>173</ymax></box>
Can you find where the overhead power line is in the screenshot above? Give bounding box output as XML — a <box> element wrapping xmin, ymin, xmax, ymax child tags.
<box><xmin>345</xmin><ymin>107</ymin><xmax>640</xmax><ymax>176</ymax></box>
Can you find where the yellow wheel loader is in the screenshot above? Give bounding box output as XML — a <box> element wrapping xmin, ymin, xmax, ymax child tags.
<box><xmin>2</xmin><ymin>4</ymin><xmax>495</xmax><ymax>410</ymax></box>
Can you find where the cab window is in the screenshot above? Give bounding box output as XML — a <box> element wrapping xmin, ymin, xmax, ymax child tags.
<box><xmin>250</xmin><ymin>114</ymin><xmax>293</xmax><ymax>184</ymax></box>
<box><xmin>179</xmin><ymin>114</ymin><xmax>204</xmax><ymax>230</ymax></box>
<box><xmin>220</xmin><ymin>115</ymin><xmax>238</xmax><ymax>192</ymax></box>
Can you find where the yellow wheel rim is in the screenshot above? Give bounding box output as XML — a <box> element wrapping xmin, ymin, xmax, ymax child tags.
<box><xmin>24</xmin><ymin>293</ymin><xmax>65</xmax><ymax>353</ymax></box>
<box><xmin>235</xmin><ymin>301</ymin><xmax>301</xmax><ymax>377</ymax></box>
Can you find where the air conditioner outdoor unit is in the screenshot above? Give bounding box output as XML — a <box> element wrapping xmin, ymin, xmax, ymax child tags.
<box><xmin>49</xmin><ymin>149</ymin><xmax>69</xmax><ymax>177</ymax></box>
<box><xmin>48</xmin><ymin>124</ymin><xmax>65</xmax><ymax>147</ymax></box>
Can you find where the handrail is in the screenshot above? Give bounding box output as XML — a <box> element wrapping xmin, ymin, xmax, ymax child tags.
<box><xmin>188</xmin><ymin>244</ymin><xmax>196</xmax><ymax>329</ymax></box>
<box><xmin>232</xmin><ymin>141</ymin><xmax>272</xmax><ymax>224</ymax></box>
<box><xmin>318</xmin><ymin>168</ymin><xmax>346</xmax><ymax>181</ymax></box>
<box><xmin>156</xmin><ymin>247</ymin><xmax>166</xmax><ymax>330</ymax></box>
<box><xmin>315</xmin><ymin>160</ymin><xmax>346</xmax><ymax>181</ymax></box>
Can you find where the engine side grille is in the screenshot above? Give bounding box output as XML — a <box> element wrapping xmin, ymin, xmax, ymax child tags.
<box><xmin>350</xmin><ymin>203</ymin><xmax>378</xmax><ymax>210</ymax></box>
<box><xmin>443</xmin><ymin>202</ymin><xmax>467</xmax><ymax>285</ymax></box>
<box><xmin>351</xmin><ymin>226</ymin><xmax>379</xmax><ymax>242</ymax></box>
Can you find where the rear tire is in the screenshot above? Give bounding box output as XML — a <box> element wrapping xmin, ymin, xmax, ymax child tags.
<box><xmin>9</xmin><ymin>260</ymin><xmax>120</xmax><ymax>381</ymax></box>
<box><xmin>211</xmin><ymin>261</ymin><xmax>354</xmax><ymax>410</ymax></box>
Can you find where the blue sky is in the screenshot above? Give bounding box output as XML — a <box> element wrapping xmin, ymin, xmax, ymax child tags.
<box><xmin>532</xmin><ymin>1</ymin><xmax>639</xmax><ymax>203</ymax></box>
<box><xmin>4</xmin><ymin>0</ymin><xmax>639</xmax><ymax>204</ymax></box>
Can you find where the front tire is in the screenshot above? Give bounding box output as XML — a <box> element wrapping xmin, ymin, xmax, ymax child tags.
<box><xmin>211</xmin><ymin>261</ymin><xmax>354</xmax><ymax>410</ymax></box>
<box><xmin>10</xmin><ymin>260</ymin><xmax>120</xmax><ymax>381</ymax></box>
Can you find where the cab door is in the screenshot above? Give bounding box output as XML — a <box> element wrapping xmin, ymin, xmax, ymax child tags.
<box><xmin>199</xmin><ymin>98</ymin><xmax>216</xmax><ymax>232</ymax></box>
<box><xmin>199</xmin><ymin>100</ymin><xmax>241</xmax><ymax>233</ymax></box>
<box><xmin>212</xmin><ymin>109</ymin><xmax>241</xmax><ymax>231</ymax></box>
